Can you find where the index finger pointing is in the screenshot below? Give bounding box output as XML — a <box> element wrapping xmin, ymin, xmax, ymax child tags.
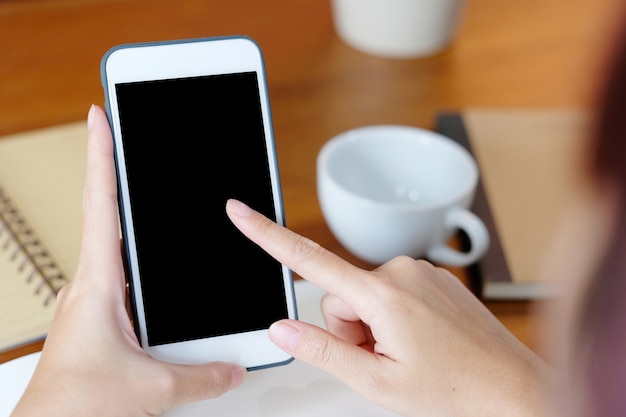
<box><xmin>225</xmin><ymin>198</ymin><xmax>371</xmax><ymax>301</ymax></box>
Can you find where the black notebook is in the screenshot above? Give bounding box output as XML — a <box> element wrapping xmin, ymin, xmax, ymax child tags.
<box><xmin>436</xmin><ymin>109</ymin><xmax>591</xmax><ymax>300</ymax></box>
<box><xmin>0</xmin><ymin>122</ymin><xmax>86</xmax><ymax>352</ymax></box>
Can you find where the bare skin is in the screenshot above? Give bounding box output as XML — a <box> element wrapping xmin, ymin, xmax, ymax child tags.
<box><xmin>12</xmin><ymin>105</ymin><xmax>246</xmax><ymax>417</ymax></box>
<box><xmin>13</xmin><ymin>104</ymin><xmax>553</xmax><ymax>417</ymax></box>
<box><xmin>226</xmin><ymin>198</ymin><xmax>553</xmax><ymax>417</ymax></box>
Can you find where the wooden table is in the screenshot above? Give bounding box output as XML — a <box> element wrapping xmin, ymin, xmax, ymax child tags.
<box><xmin>1</xmin><ymin>0</ymin><xmax>624</xmax><ymax>364</ymax></box>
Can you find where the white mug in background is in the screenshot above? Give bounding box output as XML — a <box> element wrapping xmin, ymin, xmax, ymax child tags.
<box><xmin>316</xmin><ymin>125</ymin><xmax>489</xmax><ymax>267</ymax></box>
<box><xmin>330</xmin><ymin>0</ymin><xmax>465</xmax><ymax>59</ymax></box>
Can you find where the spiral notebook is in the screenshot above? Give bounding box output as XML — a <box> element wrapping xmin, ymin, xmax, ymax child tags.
<box><xmin>0</xmin><ymin>122</ymin><xmax>86</xmax><ymax>352</ymax></box>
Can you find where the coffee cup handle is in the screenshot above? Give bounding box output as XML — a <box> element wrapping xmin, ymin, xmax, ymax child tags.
<box><xmin>426</xmin><ymin>207</ymin><xmax>490</xmax><ymax>267</ymax></box>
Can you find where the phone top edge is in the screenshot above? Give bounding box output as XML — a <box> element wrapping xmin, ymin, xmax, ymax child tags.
<box><xmin>100</xmin><ymin>35</ymin><xmax>268</xmax><ymax>89</ymax></box>
<box><xmin>100</xmin><ymin>35</ymin><xmax>263</xmax><ymax>73</ymax></box>
<box><xmin>101</xmin><ymin>34</ymin><xmax>260</xmax><ymax>55</ymax></box>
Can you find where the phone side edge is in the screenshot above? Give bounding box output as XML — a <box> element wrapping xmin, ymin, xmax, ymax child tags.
<box><xmin>99</xmin><ymin>48</ymin><xmax>144</xmax><ymax>344</ymax></box>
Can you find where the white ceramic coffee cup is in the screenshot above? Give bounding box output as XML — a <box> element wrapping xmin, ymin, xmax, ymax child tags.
<box><xmin>330</xmin><ymin>0</ymin><xmax>465</xmax><ymax>59</ymax></box>
<box><xmin>317</xmin><ymin>125</ymin><xmax>489</xmax><ymax>267</ymax></box>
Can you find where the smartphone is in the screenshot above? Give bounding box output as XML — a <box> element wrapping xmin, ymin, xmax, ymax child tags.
<box><xmin>100</xmin><ymin>36</ymin><xmax>297</xmax><ymax>370</ymax></box>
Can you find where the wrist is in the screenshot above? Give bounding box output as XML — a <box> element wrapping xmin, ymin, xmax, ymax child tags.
<box><xmin>486</xmin><ymin>351</ymin><xmax>555</xmax><ymax>417</ymax></box>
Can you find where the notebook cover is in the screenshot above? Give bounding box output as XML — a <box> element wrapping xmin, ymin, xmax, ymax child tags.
<box><xmin>436</xmin><ymin>109</ymin><xmax>590</xmax><ymax>299</ymax></box>
<box><xmin>0</xmin><ymin>122</ymin><xmax>86</xmax><ymax>351</ymax></box>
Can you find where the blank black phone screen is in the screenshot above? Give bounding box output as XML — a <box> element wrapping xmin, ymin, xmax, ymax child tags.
<box><xmin>115</xmin><ymin>72</ymin><xmax>288</xmax><ymax>346</ymax></box>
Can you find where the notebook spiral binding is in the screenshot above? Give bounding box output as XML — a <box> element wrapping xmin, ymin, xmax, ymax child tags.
<box><xmin>0</xmin><ymin>185</ymin><xmax>68</xmax><ymax>307</ymax></box>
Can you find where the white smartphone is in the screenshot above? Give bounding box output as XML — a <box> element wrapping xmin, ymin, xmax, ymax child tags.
<box><xmin>100</xmin><ymin>36</ymin><xmax>297</xmax><ymax>370</ymax></box>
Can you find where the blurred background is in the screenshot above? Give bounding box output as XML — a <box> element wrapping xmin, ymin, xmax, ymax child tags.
<box><xmin>1</xmin><ymin>0</ymin><xmax>625</xmax><ymax>363</ymax></box>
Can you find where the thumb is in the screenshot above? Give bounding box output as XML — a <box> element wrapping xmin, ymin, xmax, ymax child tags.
<box><xmin>160</xmin><ymin>362</ymin><xmax>247</xmax><ymax>408</ymax></box>
<box><xmin>269</xmin><ymin>319</ymin><xmax>380</xmax><ymax>387</ymax></box>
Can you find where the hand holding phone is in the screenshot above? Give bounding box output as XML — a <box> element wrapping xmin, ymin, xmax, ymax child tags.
<box><xmin>100</xmin><ymin>36</ymin><xmax>297</xmax><ymax>370</ymax></box>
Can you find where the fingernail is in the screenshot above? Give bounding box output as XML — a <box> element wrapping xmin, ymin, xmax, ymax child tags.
<box><xmin>87</xmin><ymin>104</ymin><xmax>96</xmax><ymax>130</ymax></box>
<box><xmin>226</xmin><ymin>199</ymin><xmax>253</xmax><ymax>217</ymax></box>
<box><xmin>269</xmin><ymin>321</ymin><xmax>301</xmax><ymax>353</ymax></box>
<box><xmin>229</xmin><ymin>366</ymin><xmax>246</xmax><ymax>390</ymax></box>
